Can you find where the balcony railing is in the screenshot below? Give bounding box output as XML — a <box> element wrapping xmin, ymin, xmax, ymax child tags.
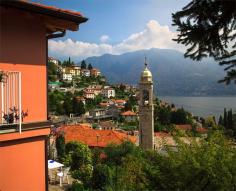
<box><xmin>0</xmin><ymin>71</ymin><xmax>22</xmax><ymax>133</ymax></box>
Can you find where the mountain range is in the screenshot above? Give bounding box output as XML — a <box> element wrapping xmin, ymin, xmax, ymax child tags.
<box><xmin>84</xmin><ymin>48</ymin><xmax>236</xmax><ymax>96</ymax></box>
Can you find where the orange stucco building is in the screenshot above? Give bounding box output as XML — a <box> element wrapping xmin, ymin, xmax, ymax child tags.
<box><xmin>0</xmin><ymin>1</ymin><xmax>87</xmax><ymax>191</ymax></box>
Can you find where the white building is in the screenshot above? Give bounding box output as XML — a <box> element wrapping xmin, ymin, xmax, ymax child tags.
<box><xmin>48</xmin><ymin>57</ymin><xmax>59</xmax><ymax>65</ymax></box>
<box><xmin>81</xmin><ymin>69</ymin><xmax>90</xmax><ymax>77</ymax></box>
<box><xmin>62</xmin><ymin>73</ymin><xmax>73</xmax><ymax>81</ymax></box>
<box><xmin>101</xmin><ymin>87</ymin><xmax>115</xmax><ymax>98</ymax></box>
<box><xmin>84</xmin><ymin>90</ymin><xmax>95</xmax><ymax>99</ymax></box>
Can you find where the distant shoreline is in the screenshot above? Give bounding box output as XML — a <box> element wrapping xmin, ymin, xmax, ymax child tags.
<box><xmin>158</xmin><ymin>96</ymin><xmax>236</xmax><ymax>119</ymax></box>
<box><xmin>158</xmin><ymin>95</ymin><xmax>236</xmax><ymax>97</ymax></box>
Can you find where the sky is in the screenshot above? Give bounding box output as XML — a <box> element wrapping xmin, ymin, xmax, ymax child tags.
<box><xmin>33</xmin><ymin>0</ymin><xmax>190</xmax><ymax>61</ymax></box>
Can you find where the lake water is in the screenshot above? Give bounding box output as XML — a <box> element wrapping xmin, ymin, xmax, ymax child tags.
<box><xmin>158</xmin><ymin>96</ymin><xmax>236</xmax><ymax>119</ymax></box>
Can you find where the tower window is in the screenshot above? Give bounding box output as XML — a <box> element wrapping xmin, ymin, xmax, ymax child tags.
<box><xmin>143</xmin><ymin>90</ymin><xmax>149</xmax><ymax>105</ymax></box>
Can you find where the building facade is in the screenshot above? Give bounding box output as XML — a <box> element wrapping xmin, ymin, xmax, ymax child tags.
<box><xmin>121</xmin><ymin>110</ymin><xmax>137</xmax><ymax>122</ymax></box>
<box><xmin>48</xmin><ymin>57</ymin><xmax>59</xmax><ymax>65</ymax></box>
<box><xmin>62</xmin><ymin>73</ymin><xmax>73</xmax><ymax>81</ymax></box>
<box><xmin>138</xmin><ymin>59</ymin><xmax>154</xmax><ymax>150</ymax></box>
<box><xmin>81</xmin><ymin>69</ymin><xmax>90</xmax><ymax>77</ymax></box>
<box><xmin>0</xmin><ymin>1</ymin><xmax>87</xmax><ymax>191</ymax></box>
<box><xmin>102</xmin><ymin>87</ymin><xmax>115</xmax><ymax>98</ymax></box>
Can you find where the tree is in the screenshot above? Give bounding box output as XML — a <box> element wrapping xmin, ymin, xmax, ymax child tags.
<box><xmin>204</xmin><ymin>116</ymin><xmax>217</xmax><ymax>129</ymax></box>
<box><xmin>171</xmin><ymin>108</ymin><xmax>189</xmax><ymax>124</ymax></box>
<box><xmin>224</xmin><ymin>108</ymin><xmax>228</xmax><ymax>128</ymax></box>
<box><xmin>218</xmin><ymin>115</ymin><xmax>224</xmax><ymax>126</ymax></box>
<box><xmin>63</xmin><ymin>92</ymin><xmax>73</xmax><ymax>116</ymax></box>
<box><xmin>102</xmin><ymin>142</ymin><xmax>145</xmax><ymax>190</ymax></box>
<box><xmin>119</xmin><ymin>83</ymin><xmax>126</xmax><ymax>91</ymax></box>
<box><xmin>88</xmin><ymin>63</ymin><xmax>93</xmax><ymax>70</ymax></box>
<box><xmin>68</xmin><ymin>57</ymin><xmax>71</xmax><ymax>65</ymax></box>
<box><xmin>91</xmin><ymin>164</ymin><xmax>115</xmax><ymax>190</ymax></box>
<box><xmin>65</xmin><ymin>141</ymin><xmax>93</xmax><ymax>186</ymax></box>
<box><xmin>62</xmin><ymin>57</ymin><xmax>74</xmax><ymax>67</ymax></box>
<box><xmin>94</xmin><ymin>94</ymin><xmax>103</xmax><ymax>105</ymax></box>
<box><xmin>81</xmin><ymin>60</ymin><xmax>87</xmax><ymax>69</ymax></box>
<box><xmin>129</xmin><ymin>95</ymin><xmax>137</xmax><ymax>107</ymax></box>
<box><xmin>72</xmin><ymin>97</ymin><xmax>85</xmax><ymax>116</ymax></box>
<box><xmin>48</xmin><ymin>90</ymin><xmax>65</xmax><ymax>114</ymax></box>
<box><xmin>173</xmin><ymin>0</ymin><xmax>236</xmax><ymax>84</ymax></box>
<box><xmin>155</xmin><ymin>106</ymin><xmax>171</xmax><ymax>125</ymax></box>
<box><xmin>117</xmin><ymin>155</ymin><xmax>148</xmax><ymax>191</ymax></box>
<box><xmin>154</xmin><ymin>132</ymin><xmax>236</xmax><ymax>190</ymax></box>
<box><xmin>124</xmin><ymin>101</ymin><xmax>132</xmax><ymax>111</ymax></box>
<box><xmin>48</xmin><ymin>61</ymin><xmax>58</xmax><ymax>82</ymax></box>
<box><xmin>228</xmin><ymin>109</ymin><xmax>233</xmax><ymax>129</ymax></box>
<box><xmin>56</xmin><ymin>134</ymin><xmax>65</xmax><ymax>162</ymax></box>
<box><xmin>88</xmin><ymin>134</ymin><xmax>236</xmax><ymax>190</ymax></box>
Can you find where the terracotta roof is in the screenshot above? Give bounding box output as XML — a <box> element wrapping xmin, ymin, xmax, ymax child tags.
<box><xmin>30</xmin><ymin>2</ymin><xmax>82</xmax><ymax>16</ymax></box>
<box><xmin>1</xmin><ymin>0</ymin><xmax>88</xmax><ymax>31</ymax></box>
<box><xmin>196</xmin><ymin>128</ymin><xmax>208</xmax><ymax>133</ymax></box>
<box><xmin>115</xmin><ymin>99</ymin><xmax>126</xmax><ymax>103</ymax></box>
<box><xmin>60</xmin><ymin>124</ymin><xmax>137</xmax><ymax>147</ymax></box>
<box><xmin>175</xmin><ymin>124</ymin><xmax>192</xmax><ymax>131</ymax></box>
<box><xmin>99</xmin><ymin>102</ymin><xmax>110</xmax><ymax>107</ymax></box>
<box><xmin>121</xmin><ymin>111</ymin><xmax>136</xmax><ymax>116</ymax></box>
<box><xmin>154</xmin><ymin>132</ymin><xmax>171</xmax><ymax>137</ymax></box>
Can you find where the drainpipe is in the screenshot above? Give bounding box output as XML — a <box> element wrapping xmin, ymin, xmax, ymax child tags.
<box><xmin>46</xmin><ymin>30</ymin><xmax>66</xmax><ymax>120</ymax></box>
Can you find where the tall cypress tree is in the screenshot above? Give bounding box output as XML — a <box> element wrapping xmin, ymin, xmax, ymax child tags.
<box><xmin>81</xmin><ymin>60</ymin><xmax>87</xmax><ymax>69</ymax></box>
<box><xmin>218</xmin><ymin>115</ymin><xmax>223</xmax><ymax>126</ymax></box>
<box><xmin>88</xmin><ymin>63</ymin><xmax>93</xmax><ymax>70</ymax></box>
<box><xmin>224</xmin><ymin>108</ymin><xmax>228</xmax><ymax>128</ymax></box>
<box><xmin>228</xmin><ymin>109</ymin><xmax>233</xmax><ymax>129</ymax></box>
<box><xmin>72</xmin><ymin>97</ymin><xmax>85</xmax><ymax>116</ymax></box>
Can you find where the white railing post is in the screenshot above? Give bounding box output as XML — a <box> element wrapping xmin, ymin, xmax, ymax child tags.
<box><xmin>19</xmin><ymin>72</ymin><xmax>22</xmax><ymax>133</ymax></box>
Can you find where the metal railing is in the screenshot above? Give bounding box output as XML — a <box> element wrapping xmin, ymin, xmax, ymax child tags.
<box><xmin>0</xmin><ymin>71</ymin><xmax>22</xmax><ymax>133</ymax></box>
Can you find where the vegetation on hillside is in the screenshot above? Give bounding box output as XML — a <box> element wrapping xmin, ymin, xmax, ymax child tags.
<box><xmin>54</xmin><ymin>132</ymin><xmax>236</xmax><ymax>191</ymax></box>
<box><xmin>219</xmin><ymin>108</ymin><xmax>236</xmax><ymax>139</ymax></box>
<box><xmin>154</xmin><ymin>98</ymin><xmax>193</xmax><ymax>133</ymax></box>
<box><xmin>49</xmin><ymin>91</ymin><xmax>86</xmax><ymax>116</ymax></box>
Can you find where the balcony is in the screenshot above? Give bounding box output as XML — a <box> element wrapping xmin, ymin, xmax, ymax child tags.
<box><xmin>0</xmin><ymin>71</ymin><xmax>22</xmax><ymax>132</ymax></box>
<box><xmin>0</xmin><ymin>71</ymin><xmax>51</xmax><ymax>134</ymax></box>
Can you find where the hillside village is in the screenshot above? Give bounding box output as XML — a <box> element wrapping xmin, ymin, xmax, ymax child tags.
<box><xmin>47</xmin><ymin>56</ymin><xmax>215</xmax><ymax>152</ymax></box>
<box><xmin>47</xmin><ymin>56</ymin><xmax>236</xmax><ymax>190</ymax></box>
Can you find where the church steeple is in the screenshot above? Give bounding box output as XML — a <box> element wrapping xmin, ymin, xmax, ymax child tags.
<box><xmin>139</xmin><ymin>57</ymin><xmax>154</xmax><ymax>150</ymax></box>
<box><xmin>140</xmin><ymin>57</ymin><xmax>152</xmax><ymax>83</ymax></box>
<box><xmin>144</xmin><ymin>56</ymin><xmax>147</xmax><ymax>68</ymax></box>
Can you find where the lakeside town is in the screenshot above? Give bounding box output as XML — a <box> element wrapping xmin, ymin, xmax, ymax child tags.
<box><xmin>46</xmin><ymin>56</ymin><xmax>236</xmax><ymax>190</ymax></box>
<box><xmin>48</xmin><ymin>56</ymin><xmax>235</xmax><ymax>138</ymax></box>
<box><xmin>0</xmin><ymin>1</ymin><xmax>236</xmax><ymax>191</ymax></box>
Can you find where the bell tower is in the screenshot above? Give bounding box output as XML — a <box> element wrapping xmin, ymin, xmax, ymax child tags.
<box><xmin>139</xmin><ymin>57</ymin><xmax>154</xmax><ymax>150</ymax></box>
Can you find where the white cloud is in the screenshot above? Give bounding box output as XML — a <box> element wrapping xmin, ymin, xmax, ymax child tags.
<box><xmin>100</xmin><ymin>35</ymin><xmax>110</xmax><ymax>43</ymax></box>
<box><xmin>48</xmin><ymin>20</ymin><xmax>185</xmax><ymax>61</ymax></box>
